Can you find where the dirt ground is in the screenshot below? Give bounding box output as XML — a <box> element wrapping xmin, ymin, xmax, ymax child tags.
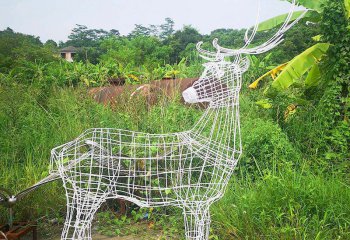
<box><xmin>51</xmin><ymin>233</ymin><xmax>162</xmax><ymax>240</ymax></box>
<box><xmin>38</xmin><ymin>224</ymin><xmax>169</xmax><ymax>240</ymax></box>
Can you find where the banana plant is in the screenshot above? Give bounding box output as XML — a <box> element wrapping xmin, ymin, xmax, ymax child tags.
<box><xmin>249</xmin><ymin>62</ymin><xmax>288</xmax><ymax>89</ymax></box>
<box><xmin>258</xmin><ymin>0</ymin><xmax>324</xmax><ymax>32</ymax></box>
<box><xmin>251</xmin><ymin>0</ymin><xmax>334</xmax><ymax>93</ymax></box>
<box><xmin>345</xmin><ymin>0</ymin><xmax>350</xmax><ymax>19</ymax></box>
<box><xmin>249</xmin><ymin>43</ymin><xmax>330</xmax><ymax>90</ymax></box>
<box><xmin>248</xmin><ymin>0</ymin><xmax>332</xmax><ymax>115</ymax></box>
<box><xmin>164</xmin><ymin>58</ymin><xmax>188</xmax><ymax>79</ymax></box>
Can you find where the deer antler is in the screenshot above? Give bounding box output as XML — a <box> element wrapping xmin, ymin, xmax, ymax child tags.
<box><xmin>198</xmin><ymin>0</ymin><xmax>307</xmax><ymax>58</ymax></box>
<box><xmin>196</xmin><ymin>41</ymin><xmax>223</xmax><ymax>61</ymax></box>
<box><xmin>236</xmin><ymin>0</ymin><xmax>307</xmax><ymax>55</ymax></box>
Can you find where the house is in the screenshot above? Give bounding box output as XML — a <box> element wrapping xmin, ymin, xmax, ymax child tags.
<box><xmin>60</xmin><ymin>46</ymin><xmax>77</xmax><ymax>62</ymax></box>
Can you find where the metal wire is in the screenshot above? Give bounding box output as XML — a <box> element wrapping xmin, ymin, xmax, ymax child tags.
<box><xmin>48</xmin><ymin>1</ymin><xmax>304</xmax><ymax>239</ymax></box>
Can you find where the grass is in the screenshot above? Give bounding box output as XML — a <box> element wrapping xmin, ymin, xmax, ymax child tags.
<box><xmin>0</xmin><ymin>83</ymin><xmax>201</xmax><ymax>222</ymax></box>
<box><xmin>212</xmin><ymin>168</ymin><xmax>350</xmax><ymax>239</ymax></box>
<box><xmin>0</xmin><ymin>83</ymin><xmax>349</xmax><ymax>239</ymax></box>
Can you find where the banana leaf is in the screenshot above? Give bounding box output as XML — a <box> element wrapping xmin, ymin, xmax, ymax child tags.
<box><xmin>345</xmin><ymin>0</ymin><xmax>350</xmax><ymax>19</ymax></box>
<box><xmin>271</xmin><ymin>43</ymin><xmax>330</xmax><ymax>91</ymax></box>
<box><xmin>257</xmin><ymin>10</ymin><xmax>321</xmax><ymax>32</ymax></box>
<box><xmin>249</xmin><ymin>62</ymin><xmax>288</xmax><ymax>89</ymax></box>
<box><xmin>305</xmin><ymin>64</ymin><xmax>321</xmax><ymax>88</ymax></box>
<box><xmin>258</xmin><ymin>11</ymin><xmax>306</xmax><ymax>32</ymax></box>
<box><xmin>283</xmin><ymin>0</ymin><xmax>325</xmax><ymax>12</ymax></box>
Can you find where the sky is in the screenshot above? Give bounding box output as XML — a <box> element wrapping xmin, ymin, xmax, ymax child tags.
<box><xmin>0</xmin><ymin>0</ymin><xmax>302</xmax><ymax>43</ymax></box>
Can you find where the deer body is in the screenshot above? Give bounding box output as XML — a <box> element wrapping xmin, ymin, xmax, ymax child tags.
<box><xmin>51</xmin><ymin>62</ymin><xmax>243</xmax><ymax>240</ymax></box>
<box><xmin>50</xmin><ymin>1</ymin><xmax>305</xmax><ymax>239</ymax></box>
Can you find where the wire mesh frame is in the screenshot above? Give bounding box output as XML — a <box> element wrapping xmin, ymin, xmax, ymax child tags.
<box><xmin>50</xmin><ymin>1</ymin><xmax>305</xmax><ymax>239</ymax></box>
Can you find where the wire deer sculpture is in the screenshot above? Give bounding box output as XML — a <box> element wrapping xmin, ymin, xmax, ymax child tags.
<box><xmin>49</xmin><ymin>1</ymin><xmax>305</xmax><ymax>239</ymax></box>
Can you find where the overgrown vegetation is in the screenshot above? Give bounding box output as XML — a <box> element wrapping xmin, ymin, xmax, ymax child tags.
<box><xmin>0</xmin><ymin>0</ymin><xmax>349</xmax><ymax>239</ymax></box>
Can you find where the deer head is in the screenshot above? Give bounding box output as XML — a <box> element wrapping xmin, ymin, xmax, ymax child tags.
<box><xmin>182</xmin><ymin>0</ymin><xmax>307</xmax><ymax>106</ymax></box>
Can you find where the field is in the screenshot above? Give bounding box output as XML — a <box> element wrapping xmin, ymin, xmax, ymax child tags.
<box><xmin>1</xmin><ymin>0</ymin><xmax>350</xmax><ymax>239</ymax></box>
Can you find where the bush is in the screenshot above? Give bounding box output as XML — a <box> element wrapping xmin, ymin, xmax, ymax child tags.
<box><xmin>0</xmin><ymin>84</ymin><xmax>135</xmax><ymax>222</ymax></box>
<box><xmin>212</xmin><ymin>171</ymin><xmax>350</xmax><ymax>239</ymax></box>
<box><xmin>238</xmin><ymin>117</ymin><xmax>301</xmax><ymax>175</ymax></box>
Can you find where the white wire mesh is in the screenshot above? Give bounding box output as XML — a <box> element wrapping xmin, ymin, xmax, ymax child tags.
<box><xmin>49</xmin><ymin>1</ymin><xmax>304</xmax><ymax>239</ymax></box>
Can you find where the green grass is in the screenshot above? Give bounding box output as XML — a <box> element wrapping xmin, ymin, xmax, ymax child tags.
<box><xmin>1</xmin><ymin>83</ymin><xmax>349</xmax><ymax>240</ymax></box>
<box><xmin>0</xmin><ymin>83</ymin><xmax>201</xmax><ymax>223</ymax></box>
<box><xmin>212</xmin><ymin>168</ymin><xmax>350</xmax><ymax>239</ymax></box>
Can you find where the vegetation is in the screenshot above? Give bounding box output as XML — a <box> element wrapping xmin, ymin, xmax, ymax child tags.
<box><xmin>0</xmin><ymin>0</ymin><xmax>349</xmax><ymax>239</ymax></box>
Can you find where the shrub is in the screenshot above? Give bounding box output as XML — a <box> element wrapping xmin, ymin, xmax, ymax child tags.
<box><xmin>239</xmin><ymin>117</ymin><xmax>301</xmax><ymax>175</ymax></box>
<box><xmin>212</xmin><ymin>171</ymin><xmax>350</xmax><ymax>239</ymax></box>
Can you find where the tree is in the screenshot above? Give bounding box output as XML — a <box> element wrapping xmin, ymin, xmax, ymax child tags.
<box><xmin>100</xmin><ymin>35</ymin><xmax>172</xmax><ymax>67</ymax></box>
<box><xmin>160</xmin><ymin>18</ymin><xmax>175</xmax><ymax>40</ymax></box>
<box><xmin>0</xmin><ymin>28</ymin><xmax>55</xmax><ymax>72</ymax></box>
<box><xmin>129</xmin><ymin>24</ymin><xmax>152</xmax><ymax>38</ymax></box>
<box><xmin>166</xmin><ymin>25</ymin><xmax>202</xmax><ymax>63</ymax></box>
<box><xmin>66</xmin><ymin>24</ymin><xmax>110</xmax><ymax>47</ymax></box>
<box><xmin>64</xmin><ymin>25</ymin><xmax>120</xmax><ymax>64</ymax></box>
<box><xmin>209</xmin><ymin>29</ymin><xmax>246</xmax><ymax>48</ymax></box>
<box><xmin>45</xmin><ymin>39</ymin><xmax>58</xmax><ymax>48</ymax></box>
<box><xmin>109</xmin><ymin>29</ymin><xmax>120</xmax><ymax>37</ymax></box>
<box><xmin>128</xmin><ymin>18</ymin><xmax>175</xmax><ymax>40</ymax></box>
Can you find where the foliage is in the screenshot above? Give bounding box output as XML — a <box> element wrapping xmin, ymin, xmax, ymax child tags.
<box><xmin>0</xmin><ymin>28</ymin><xmax>57</xmax><ymax>73</ymax></box>
<box><xmin>165</xmin><ymin>25</ymin><xmax>202</xmax><ymax>63</ymax></box>
<box><xmin>257</xmin><ymin>10</ymin><xmax>307</xmax><ymax>32</ymax></box>
<box><xmin>244</xmin><ymin>53</ymin><xmax>276</xmax><ymax>83</ymax></box>
<box><xmin>95</xmin><ymin>208</ymin><xmax>183</xmax><ymax>239</ymax></box>
<box><xmin>100</xmin><ymin>36</ymin><xmax>172</xmax><ymax>68</ymax></box>
<box><xmin>212</xmin><ymin>170</ymin><xmax>350</xmax><ymax>239</ymax></box>
<box><xmin>268</xmin><ymin>21</ymin><xmax>321</xmax><ymax>63</ymax></box>
<box><xmin>249</xmin><ymin>62</ymin><xmax>288</xmax><ymax>89</ymax></box>
<box><xmin>345</xmin><ymin>0</ymin><xmax>350</xmax><ymax>18</ymax></box>
<box><xmin>238</xmin><ymin>117</ymin><xmax>301</xmax><ymax>175</ymax></box>
<box><xmin>271</xmin><ymin>43</ymin><xmax>330</xmax><ymax>91</ymax></box>
<box><xmin>317</xmin><ymin>0</ymin><xmax>350</xmax><ymax>167</ymax></box>
<box><xmin>283</xmin><ymin>0</ymin><xmax>325</xmax><ymax>13</ymax></box>
<box><xmin>66</xmin><ymin>24</ymin><xmax>120</xmax><ymax>47</ymax></box>
<box><xmin>0</xmin><ymin>5</ymin><xmax>349</xmax><ymax>239</ymax></box>
<box><xmin>128</xmin><ymin>18</ymin><xmax>175</xmax><ymax>40</ymax></box>
<box><xmin>250</xmin><ymin>0</ymin><xmax>349</xmax><ymax>171</ymax></box>
<box><xmin>62</xmin><ymin>24</ymin><xmax>120</xmax><ymax>64</ymax></box>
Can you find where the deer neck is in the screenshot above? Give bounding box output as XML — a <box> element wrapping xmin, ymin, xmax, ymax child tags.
<box><xmin>189</xmin><ymin>90</ymin><xmax>241</xmax><ymax>155</ymax></box>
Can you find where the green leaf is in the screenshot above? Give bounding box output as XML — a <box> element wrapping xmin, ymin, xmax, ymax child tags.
<box><xmin>345</xmin><ymin>0</ymin><xmax>350</xmax><ymax>18</ymax></box>
<box><xmin>305</xmin><ymin>64</ymin><xmax>321</xmax><ymax>88</ymax></box>
<box><xmin>165</xmin><ymin>189</ymin><xmax>172</xmax><ymax>195</ymax></box>
<box><xmin>257</xmin><ymin>11</ymin><xmax>306</xmax><ymax>32</ymax></box>
<box><xmin>283</xmin><ymin>0</ymin><xmax>325</xmax><ymax>12</ymax></box>
<box><xmin>312</xmin><ymin>35</ymin><xmax>322</xmax><ymax>42</ymax></box>
<box><xmin>256</xmin><ymin>99</ymin><xmax>273</xmax><ymax>109</ymax></box>
<box><xmin>272</xmin><ymin>43</ymin><xmax>330</xmax><ymax>91</ymax></box>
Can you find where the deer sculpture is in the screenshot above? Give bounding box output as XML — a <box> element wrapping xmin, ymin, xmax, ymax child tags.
<box><xmin>49</xmin><ymin>1</ymin><xmax>305</xmax><ymax>239</ymax></box>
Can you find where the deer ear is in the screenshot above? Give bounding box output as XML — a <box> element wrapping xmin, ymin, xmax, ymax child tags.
<box><xmin>239</xmin><ymin>57</ymin><xmax>250</xmax><ymax>72</ymax></box>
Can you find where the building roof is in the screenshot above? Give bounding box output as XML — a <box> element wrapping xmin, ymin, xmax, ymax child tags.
<box><xmin>60</xmin><ymin>46</ymin><xmax>78</xmax><ymax>53</ymax></box>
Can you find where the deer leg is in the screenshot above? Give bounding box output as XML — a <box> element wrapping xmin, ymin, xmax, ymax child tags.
<box><xmin>61</xmin><ymin>186</ymin><xmax>106</xmax><ymax>240</ymax></box>
<box><xmin>183</xmin><ymin>205</ymin><xmax>211</xmax><ymax>240</ymax></box>
<box><xmin>61</xmin><ymin>186</ymin><xmax>77</xmax><ymax>240</ymax></box>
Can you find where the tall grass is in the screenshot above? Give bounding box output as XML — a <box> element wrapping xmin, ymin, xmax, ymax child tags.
<box><xmin>0</xmin><ymin>83</ymin><xmax>201</xmax><ymax>222</ymax></box>
<box><xmin>211</xmin><ymin>90</ymin><xmax>350</xmax><ymax>239</ymax></box>
<box><xmin>0</xmin><ymin>84</ymin><xmax>135</xmax><ymax>221</ymax></box>
<box><xmin>212</xmin><ymin>169</ymin><xmax>350</xmax><ymax>239</ymax></box>
<box><xmin>1</xmin><ymin>83</ymin><xmax>349</xmax><ymax>239</ymax></box>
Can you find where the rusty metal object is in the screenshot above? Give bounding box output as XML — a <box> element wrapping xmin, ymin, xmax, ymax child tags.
<box><xmin>149</xmin><ymin>78</ymin><xmax>199</xmax><ymax>98</ymax></box>
<box><xmin>89</xmin><ymin>78</ymin><xmax>200</xmax><ymax>107</ymax></box>
<box><xmin>108</xmin><ymin>78</ymin><xmax>126</xmax><ymax>86</ymax></box>
<box><xmin>0</xmin><ymin>222</ymin><xmax>37</xmax><ymax>240</ymax></box>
